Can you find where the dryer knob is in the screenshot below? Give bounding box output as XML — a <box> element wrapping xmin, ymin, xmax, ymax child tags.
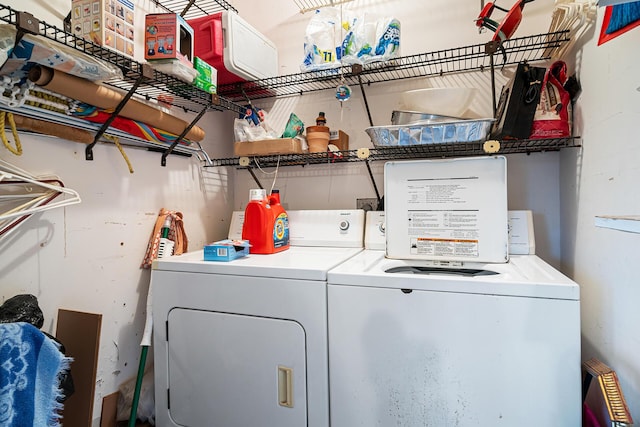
<box><xmin>339</xmin><ymin>220</ymin><xmax>350</xmax><ymax>231</ymax></box>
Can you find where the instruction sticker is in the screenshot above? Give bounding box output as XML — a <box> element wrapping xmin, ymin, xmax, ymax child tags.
<box><xmin>406</xmin><ymin>179</ymin><xmax>481</xmax><ymax>257</ymax></box>
<box><xmin>384</xmin><ymin>157</ymin><xmax>508</xmax><ymax>262</ymax></box>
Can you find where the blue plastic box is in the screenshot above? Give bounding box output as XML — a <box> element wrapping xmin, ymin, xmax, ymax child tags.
<box><xmin>204</xmin><ymin>239</ymin><xmax>250</xmax><ymax>262</ymax></box>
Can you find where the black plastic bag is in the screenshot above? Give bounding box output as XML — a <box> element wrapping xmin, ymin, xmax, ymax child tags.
<box><xmin>43</xmin><ymin>331</ymin><xmax>76</xmax><ymax>402</ymax></box>
<box><xmin>0</xmin><ymin>294</ymin><xmax>44</xmax><ymax>327</ymax></box>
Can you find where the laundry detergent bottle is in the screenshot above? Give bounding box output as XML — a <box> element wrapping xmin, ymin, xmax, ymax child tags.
<box><xmin>242</xmin><ymin>188</ymin><xmax>270</xmax><ymax>254</ymax></box>
<box><xmin>268</xmin><ymin>189</ymin><xmax>290</xmax><ymax>253</ymax></box>
<box><xmin>242</xmin><ymin>189</ymin><xmax>290</xmax><ymax>254</ymax></box>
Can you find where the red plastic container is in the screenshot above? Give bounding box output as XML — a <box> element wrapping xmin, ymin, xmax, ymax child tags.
<box><xmin>187</xmin><ymin>12</ymin><xmax>278</xmax><ymax>85</ymax></box>
<box><xmin>242</xmin><ymin>189</ymin><xmax>289</xmax><ymax>254</ymax></box>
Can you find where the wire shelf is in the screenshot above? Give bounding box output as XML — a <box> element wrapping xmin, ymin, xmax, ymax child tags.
<box><xmin>0</xmin><ymin>4</ymin><xmax>244</xmax><ymax>115</ymax></box>
<box><xmin>205</xmin><ymin>137</ymin><xmax>581</xmax><ymax>168</ymax></box>
<box><xmin>152</xmin><ymin>0</ymin><xmax>237</xmax><ymax>19</ymax></box>
<box><xmin>0</xmin><ymin>1</ymin><xmax>579</xmax><ymax>168</ymax></box>
<box><xmin>293</xmin><ymin>0</ymin><xmax>354</xmax><ymax>14</ymax></box>
<box><xmin>218</xmin><ymin>31</ymin><xmax>570</xmax><ymax>102</ymax></box>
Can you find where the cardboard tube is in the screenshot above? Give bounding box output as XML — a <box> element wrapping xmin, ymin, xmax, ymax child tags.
<box><xmin>28</xmin><ymin>65</ymin><xmax>205</xmax><ymax>142</ymax></box>
<box><xmin>12</xmin><ymin>114</ymin><xmax>95</xmax><ymax>144</ymax></box>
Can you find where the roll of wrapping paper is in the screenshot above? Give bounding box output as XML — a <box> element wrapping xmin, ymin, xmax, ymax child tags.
<box><xmin>27</xmin><ymin>65</ymin><xmax>205</xmax><ymax>142</ymax></box>
<box><xmin>12</xmin><ymin>114</ymin><xmax>95</xmax><ymax>144</ymax></box>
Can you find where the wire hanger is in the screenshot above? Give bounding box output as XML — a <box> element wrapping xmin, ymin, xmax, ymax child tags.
<box><xmin>0</xmin><ymin>157</ymin><xmax>81</xmax><ymax>226</ymax></box>
<box><xmin>0</xmin><ymin>179</ymin><xmax>62</xmax><ymax>238</ymax></box>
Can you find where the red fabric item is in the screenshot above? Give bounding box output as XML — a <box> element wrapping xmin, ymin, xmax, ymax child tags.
<box><xmin>583</xmin><ymin>402</ymin><xmax>601</xmax><ymax>427</ymax></box>
<box><xmin>71</xmin><ymin>104</ymin><xmax>192</xmax><ymax>145</ymax></box>
<box><xmin>529</xmin><ymin>61</ymin><xmax>572</xmax><ymax>139</ymax></box>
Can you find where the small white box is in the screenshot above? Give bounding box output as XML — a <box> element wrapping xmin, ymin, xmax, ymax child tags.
<box><xmin>144</xmin><ymin>13</ymin><xmax>194</xmax><ymax>65</ymax></box>
<box><xmin>384</xmin><ymin>156</ymin><xmax>509</xmax><ymax>263</ymax></box>
<box><xmin>71</xmin><ymin>0</ymin><xmax>135</xmax><ymax>58</ymax></box>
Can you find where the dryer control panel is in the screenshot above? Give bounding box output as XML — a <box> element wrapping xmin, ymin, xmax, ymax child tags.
<box><xmin>229</xmin><ymin>209</ymin><xmax>365</xmax><ymax>248</ymax></box>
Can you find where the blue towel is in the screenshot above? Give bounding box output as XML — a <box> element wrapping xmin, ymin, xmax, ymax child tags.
<box><xmin>0</xmin><ymin>322</ymin><xmax>72</xmax><ymax>427</ymax></box>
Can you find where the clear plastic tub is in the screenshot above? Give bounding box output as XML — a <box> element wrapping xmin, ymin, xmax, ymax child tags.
<box><xmin>365</xmin><ymin>118</ymin><xmax>495</xmax><ymax>147</ymax></box>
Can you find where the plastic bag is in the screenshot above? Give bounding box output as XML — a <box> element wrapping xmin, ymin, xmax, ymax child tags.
<box><xmin>529</xmin><ymin>61</ymin><xmax>572</xmax><ymax>139</ymax></box>
<box><xmin>234</xmin><ymin>105</ymin><xmax>279</xmax><ymax>142</ymax></box>
<box><xmin>281</xmin><ymin>113</ymin><xmax>305</xmax><ymax>138</ymax></box>
<box><xmin>117</xmin><ymin>368</ymin><xmax>155</xmax><ymax>425</ymax></box>
<box><xmin>0</xmin><ymin>294</ymin><xmax>44</xmax><ymax>328</ymax></box>
<box><xmin>0</xmin><ymin>24</ymin><xmax>123</xmax><ymax>81</ymax></box>
<box><xmin>301</xmin><ymin>8</ymin><xmax>353</xmax><ymax>72</ymax></box>
<box><xmin>300</xmin><ymin>9</ymin><xmax>400</xmax><ymax>72</ymax></box>
<box><xmin>343</xmin><ymin>13</ymin><xmax>400</xmax><ymax>65</ymax></box>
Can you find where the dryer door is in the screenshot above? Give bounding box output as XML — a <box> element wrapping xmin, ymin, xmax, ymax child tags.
<box><xmin>167</xmin><ymin>308</ymin><xmax>307</xmax><ymax>427</ymax></box>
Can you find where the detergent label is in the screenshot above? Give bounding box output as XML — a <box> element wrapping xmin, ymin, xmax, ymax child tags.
<box><xmin>273</xmin><ymin>213</ymin><xmax>290</xmax><ymax>248</ymax></box>
<box><xmin>375</xmin><ymin>20</ymin><xmax>400</xmax><ymax>57</ymax></box>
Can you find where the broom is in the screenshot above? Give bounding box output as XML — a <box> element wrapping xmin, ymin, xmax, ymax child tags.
<box><xmin>605</xmin><ymin>1</ymin><xmax>640</xmax><ymax>34</ymax></box>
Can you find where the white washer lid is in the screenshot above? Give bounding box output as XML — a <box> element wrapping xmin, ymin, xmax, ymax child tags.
<box><xmin>327</xmin><ymin>250</ymin><xmax>579</xmax><ymax>300</ymax></box>
<box><xmin>384</xmin><ymin>156</ymin><xmax>509</xmax><ymax>263</ymax></box>
<box><xmin>153</xmin><ymin>246</ymin><xmax>363</xmax><ymax>281</ymax></box>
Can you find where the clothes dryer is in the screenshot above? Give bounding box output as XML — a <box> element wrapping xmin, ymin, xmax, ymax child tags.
<box><xmin>152</xmin><ymin>210</ymin><xmax>364</xmax><ymax>427</ymax></box>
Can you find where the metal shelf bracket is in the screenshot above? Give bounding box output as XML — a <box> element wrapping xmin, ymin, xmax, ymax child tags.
<box><xmin>85</xmin><ymin>64</ymin><xmax>154</xmax><ymax>161</ymax></box>
<box><xmin>484</xmin><ymin>40</ymin><xmax>502</xmax><ymax>116</ymax></box>
<box><xmin>0</xmin><ymin>11</ymin><xmax>39</xmax><ymax>71</ymax></box>
<box><xmin>161</xmin><ymin>103</ymin><xmax>209</xmax><ymax>167</ymax></box>
<box><xmin>363</xmin><ymin>159</ymin><xmax>382</xmax><ymax>206</ymax></box>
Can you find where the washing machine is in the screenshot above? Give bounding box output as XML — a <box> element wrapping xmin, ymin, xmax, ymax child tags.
<box><xmin>151</xmin><ymin>209</ymin><xmax>364</xmax><ymax>427</ymax></box>
<box><xmin>326</xmin><ymin>210</ymin><xmax>581</xmax><ymax>426</ymax></box>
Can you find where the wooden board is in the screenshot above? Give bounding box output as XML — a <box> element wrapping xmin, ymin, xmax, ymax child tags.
<box><xmin>234</xmin><ymin>138</ymin><xmax>303</xmax><ymax>156</ymax></box>
<box><xmin>56</xmin><ymin>309</ymin><xmax>102</xmax><ymax>427</ymax></box>
<box><xmin>100</xmin><ymin>392</ymin><xmax>119</xmax><ymax>427</ymax></box>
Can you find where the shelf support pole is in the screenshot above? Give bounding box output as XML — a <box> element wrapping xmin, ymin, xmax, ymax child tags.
<box><xmin>364</xmin><ymin>159</ymin><xmax>382</xmax><ymax>205</ymax></box>
<box><xmin>353</xmin><ymin>65</ymin><xmax>374</xmax><ymax>127</ymax></box>
<box><xmin>246</xmin><ymin>166</ymin><xmax>263</xmax><ymax>189</ymax></box>
<box><xmin>161</xmin><ymin>102</ymin><xmax>210</xmax><ymax>167</ymax></box>
<box><xmin>485</xmin><ymin>41</ymin><xmax>500</xmax><ymax>117</ymax></box>
<box><xmin>85</xmin><ymin>64</ymin><xmax>154</xmax><ymax>161</ymax></box>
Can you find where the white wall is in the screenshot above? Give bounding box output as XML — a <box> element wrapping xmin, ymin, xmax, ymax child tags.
<box><xmin>561</xmin><ymin>10</ymin><xmax>640</xmax><ymax>419</ymax></box>
<box><xmin>3</xmin><ymin>0</ymin><xmax>639</xmax><ymax>423</ymax></box>
<box><xmin>0</xmin><ymin>1</ymin><xmax>237</xmax><ymax>424</ymax></box>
